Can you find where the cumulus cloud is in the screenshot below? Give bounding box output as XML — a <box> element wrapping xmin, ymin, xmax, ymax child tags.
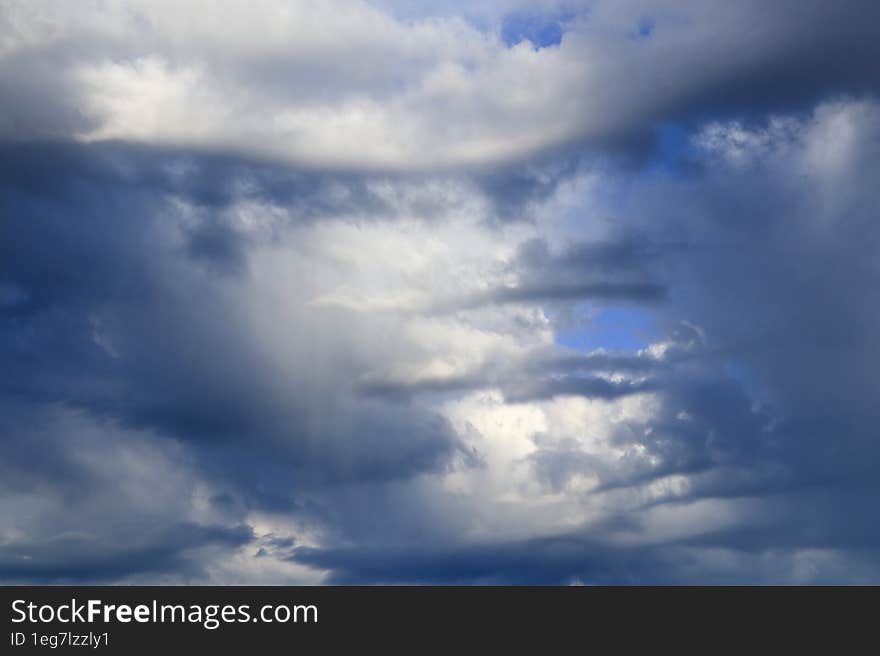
<box><xmin>2</xmin><ymin>1</ymin><xmax>878</xmax><ymax>168</ymax></box>
<box><xmin>2</xmin><ymin>1</ymin><xmax>880</xmax><ymax>584</ymax></box>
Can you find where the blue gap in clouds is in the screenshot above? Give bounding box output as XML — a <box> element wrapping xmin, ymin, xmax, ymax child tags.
<box><xmin>501</xmin><ymin>12</ymin><xmax>571</xmax><ymax>49</ymax></box>
<box><xmin>555</xmin><ymin>306</ymin><xmax>659</xmax><ymax>352</ymax></box>
<box><xmin>641</xmin><ymin>123</ymin><xmax>695</xmax><ymax>177</ymax></box>
<box><xmin>631</xmin><ymin>18</ymin><xmax>654</xmax><ymax>40</ymax></box>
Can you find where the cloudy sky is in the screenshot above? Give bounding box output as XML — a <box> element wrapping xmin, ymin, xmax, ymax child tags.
<box><xmin>2</xmin><ymin>0</ymin><xmax>879</xmax><ymax>584</ymax></box>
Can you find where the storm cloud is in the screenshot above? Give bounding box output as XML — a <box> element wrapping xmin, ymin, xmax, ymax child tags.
<box><xmin>2</xmin><ymin>1</ymin><xmax>880</xmax><ymax>584</ymax></box>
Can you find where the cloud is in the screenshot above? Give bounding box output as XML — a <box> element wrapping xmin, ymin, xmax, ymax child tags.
<box><xmin>468</xmin><ymin>237</ymin><xmax>668</xmax><ymax>305</ymax></box>
<box><xmin>303</xmin><ymin>99</ymin><xmax>880</xmax><ymax>583</ymax></box>
<box><xmin>0</xmin><ymin>142</ymin><xmax>476</xmax><ymax>489</ymax></box>
<box><xmin>0</xmin><ymin>399</ymin><xmax>255</xmax><ymax>583</ymax></box>
<box><xmin>2</xmin><ymin>1</ymin><xmax>878</xmax><ymax>168</ymax></box>
<box><xmin>2</xmin><ymin>3</ymin><xmax>880</xmax><ymax>584</ymax></box>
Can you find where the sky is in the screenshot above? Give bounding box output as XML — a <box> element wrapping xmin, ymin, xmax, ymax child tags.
<box><xmin>1</xmin><ymin>0</ymin><xmax>880</xmax><ymax>584</ymax></box>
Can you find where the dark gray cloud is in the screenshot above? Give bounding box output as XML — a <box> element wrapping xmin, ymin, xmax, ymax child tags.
<box><xmin>0</xmin><ymin>522</ymin><xmax>253</xmax><ymax>584</ymax></box>
<box><xmin>0</xmin><ymin>140</ymin><xmax>469</xmax><ymax>493</ymax></box>
<box><xmin>502</xmin><ymin>375</ymin><xmax>656</xmax><ymax>403</ymax></box>
<box><xmin>0</xmin><ymin>397</ymin><xmax>255</xmax><ymax>583</ymax></box>
<box><xmin>430</xmin><ymin>237</ymin><xmax>668</xmax><ymax>314</ymax></box>
<box><xmin>291</xmin><ymin>523</ymin><xmax>880</xmax><ymax>585</ymax></box>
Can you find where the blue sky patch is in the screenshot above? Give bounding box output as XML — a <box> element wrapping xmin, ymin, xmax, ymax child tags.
<box><xmin>501</xmin><ymin>13</ymin><xmax>568</xmax><ymax>49</ymax></box>
<box><xmin>555</xmin><ymin>306</ymin><xmax>659</xmax><ymax>352</ymax></box>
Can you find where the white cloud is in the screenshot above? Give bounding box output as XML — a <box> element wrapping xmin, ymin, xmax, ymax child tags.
<box><xmin>5</xmin><ymin>0</ymin><xmax>874</xmax><ymax>168</ymax></box>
